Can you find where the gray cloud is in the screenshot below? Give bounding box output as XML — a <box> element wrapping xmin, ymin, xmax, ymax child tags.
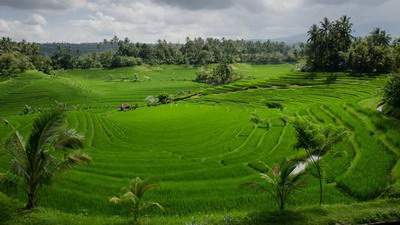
<box><xmin>307</xmin><ymin>0</ymin><xmax>390</xmax><ymax>5</ymax></box>
<box><xmin>0</xmin><ymin>0</ymin><xmax>86</xmax><ymax>10</ymax></box>
<box><xmin>0</xmin><ymin>0</ymin><xmax>399</xmax><ymax>43</ymax></box>
<box><xmin>151</xmin><ymin>0</ymin><xmax>235</xmax><ymax>10</ymax></box>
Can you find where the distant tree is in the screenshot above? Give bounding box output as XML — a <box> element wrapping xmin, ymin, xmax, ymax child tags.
<box><xmin>244</xmin><ymin>159</ymin><xmax>305</xmax><ymax>211</ymax></box>
<box><xmin>0</xmin><ymin>52</ymin><xmax>31</xmax><ymax>76</ymax></box>
<box><xmin>195</xmin><ymin>63</ymin><xmax>235</xmax><ymax>85</ymax></box>
<box><xmin>31</xmin><ymin>55</ymin><xmax>53</xmax><ymax>74</ymax></box>
<box><xmin>305</xmin><ymin>16</ymin><xmax>353</xmax><ymax>71</ymax></box>
<box><xmin>3</xmin><ymin>110</ymin><xmax>90</xmax><ymax>209</ymax></box>
<box><xmin>157</xmin><ymin>94</ymin><xmax>173</xmax><ymax>104</ymax></box>
<box><xmin>393</xmin><ymin>39</ymin><xmax>400</xmax><ymax>71</ymax></box>
<box><xmin>383</xmin><ymin>75</ymin><xmax>400</xmax><ymax>109</ymax></box>
<box><xmin>293</xmin><ymin>118</ymin><xmax>346</xmax><ymax>205</ymax></box>
<box><xmin>110</xmin><ymin>177</ymin><xmax>164</xmax><ymax>223</ymax></box>
<box><xmin>51</xmin><ymin>46</ymin><xmax>76</xmax><ymax>70</ymax></box>
<box><xmin>98</xmin><ymin>51</ymin><xmax>113</xmax><ymax>68</ymax></box>
<box><xmin>110</xmin><ymin>55</ymin><xmax>142</xmax><ymax>68</ymax></box>
<box><xmin>347</xmin><ymin>29</ymin><xmax>394</xmax><ymax>73</ymax></box>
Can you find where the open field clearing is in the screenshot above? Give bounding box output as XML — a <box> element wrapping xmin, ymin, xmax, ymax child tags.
<box><xmin>1</xmin><ymin>64</ymin><xmax>400</xmax><ymax>224</ymax></box>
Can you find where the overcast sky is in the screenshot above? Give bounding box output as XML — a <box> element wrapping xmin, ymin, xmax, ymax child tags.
<box><xmin>0</xmin><ymin>0</ymin><xmax>399</xmax><ymax>43</ymax></box>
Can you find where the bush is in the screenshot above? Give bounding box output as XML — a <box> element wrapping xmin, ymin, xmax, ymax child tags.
<box><xmin>110</xmin><ymin>55</ymin><xmax>142</xmax><ymax>68</ymax></box>
<box><xmin>383</xmin><ymin>75</ymin><xmax>400</xmax><ymax>108</ymax></box>
<box><xmin>347</xmin><ymin>39</ymin><xmax>394</xmax><ymax>74</ymax></box>
<box><xmin>0</xmin><ymin>52</ymin><xmax>32</xmax><ymax>76</ymax></box>
<box><xmin>266</xmin><ymin>102</ymin><xmax>284</xmax><ymax>110</ymax></box>
<box><xmin>195</xmin><ymin>63</ymin><xmax>235</xmax><ymax>85</ymax></box>
<box><xmin>145</xmin><ymin>95</ymin><xmax>159</xmax><ymax>106</ymax></box>
<box><xmin>31</xmin><ymin>55</ymin><xmax>53</xmax><ymax>74</ymax></box>
<box><xmin>157</xmin><ymin>93</ymin><xmax>173</xmax><ymax>104</ymax></box>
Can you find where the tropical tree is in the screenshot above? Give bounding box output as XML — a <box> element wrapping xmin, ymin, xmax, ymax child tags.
<box><xmin>383</xmin><ymin>75</ymin><xmax>400</xmax><ymax>109</ymax></box>
<box><xmin>3</xmin><ymin>109</ymin><xmax>90</xmax><ymax>209</ymax></box>
<box><xmin>293</xmin><ymin>118</ymin><xmax>346</xmax><ymax>205</ymax></box>
<box><xmin>305</xmin><ymin>16</ymin><xmax>353</xmax><ymax>72</ymax></box>
<box><xmin>245</xmin><ymin>159</ymin><xmax>305</xmax><ymax>211</ymax></box>
<box><xmin>109</xmin><ymin>177</ymin><xmax>164</xmax><ymax>223</ymax></box>
<box><xmin>347</xmin><ymin>28</ymin><xmax>394</xmax><ymax>74</ymax></box>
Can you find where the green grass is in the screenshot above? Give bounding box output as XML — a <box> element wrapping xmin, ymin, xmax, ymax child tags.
<box><xmin>1</xmin><ymin>63</ymin><xmax>400</xmax><ymax>224</ymax></box>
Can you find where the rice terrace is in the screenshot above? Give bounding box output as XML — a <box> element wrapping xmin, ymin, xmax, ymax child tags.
<box><xmin>1</xmin><ymin>1</ymin><xmax>400</xmax><ymax>225</ymax></box>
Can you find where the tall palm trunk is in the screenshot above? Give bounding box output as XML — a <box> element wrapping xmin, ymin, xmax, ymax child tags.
<box><xmin>315</xmin><ymin>163</ymin><xmax>323</xmax><ymax>205</ymax></box>
<box><xmin>25</xmin><ymin>182</ymin><xmax>39</xmax><ymax>209</ymax></box>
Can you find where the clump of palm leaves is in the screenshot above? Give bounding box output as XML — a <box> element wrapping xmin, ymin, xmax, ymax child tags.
<box><xmin>293</xmin><ymin>118</ymin><xmax>347</xmax><ymax>205</ymax></box>
<box><xmin>2</xmin><ymin>109</ymin><xmax>90</xmax><ymax>209</ymax></box>
<box><xmin>245</xmin><ymin>159</ymin><xmax>305</xmax><ymax>211</ymax></box>
<box><xmin>110</xmin><ymin>177</ymin><xmax>164</xmax><ymax>224</ymax></box>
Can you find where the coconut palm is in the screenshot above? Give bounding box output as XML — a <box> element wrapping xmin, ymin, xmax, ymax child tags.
<box><xmin>3</xmin><ymin>109</ymin><xmax>90</xmax><ymax>209</ymax></box>
<box><xmin>245</xmin><ymin>159</ymin><xmax>304</xmax><ymax>211</ymax></box>
<box><xmin>110</xmin><ymin>177</ymin><xmax>164</xmax><ymax>223</ymax></box>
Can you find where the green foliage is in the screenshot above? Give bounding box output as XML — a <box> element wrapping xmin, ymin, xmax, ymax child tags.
<box><xmin>383</xmin><ymin>75</ymin><xmax>400</xmax><ymax>108</ymax></box>
<box><xmin>3</xmin><ymin>110</ymin><xmax>90</xmax><ymax>209</ymax></box>
<box><xmin>0</xmin><ymin>64</ymin><xmax>399</xmax><ymax>223</ymax></box>
<box><xmin>195</xmin><ymin>63</ymin><xmax>235</xmax><ymax>85</ymax></box>
<box><xmin>266</xmin><ymin>102</ymin><xmax>284</xmax><ymax>111</ymax></box>
<box><xmin>293</xmin><ymin>118</ymin><xmax>347</xmax><ymax>205</ymax></box>
<box><xmin>305</xmin><ymin>17</ymin><xmax>397</xmax><ymax>74</ymax></box>
<box><xmin>0</xmin><ymin>52</ymin><xmax>32</xmax><ymax>76</ymax></box>
<box><xmin>305</xmin><ymin>16</ymin><xmax>352</xmax><ymax>72</ymax></box>
<box><xmin>109</xmin><ymin>177</ymin><xmax>164</xmax><ymax>223</ymax></box>
<box><xmin>157</xmin><ymin>93</ymin><xmax>173</xmax><ymax>104</ymax></box>
<box><xmin>347</xmin><ymin>37</ymin><xmax>393</xmax><ymax>74</ymax></box>
<box><xmin>110</xmin><ymin>55</ymin><xmax>142</xmax><ymax>68</ymax></box>
<box><xmin>145</xmin><ymin>95</ymin><xmax>159</xmax><ymax>106</ymax></box>
<box><xmin>245</xmin><ymin>159</ymin><xmax>305</xmax><ymax>211</ymax></box>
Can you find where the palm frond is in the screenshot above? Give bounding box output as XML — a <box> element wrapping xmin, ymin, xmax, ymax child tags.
<box><xmin>141</xmin><ymin>201</ymin><xmax>164</xmax><ymax>212</ymax></box>
<box><xmin>5</xmin><ymin>130</ymin><xmax>28</xmax><ymax>178</ymax></box>
<box><xmin>58</xmin><ymin>151</ymin><xmax>91</xmax><ymax>171</ymax></box>
<box><xmin>55</xmin><ymin>129</ymin><xmax>84</xmax><ymax>150</ymax></box>
<box><xmin>241</xmin><ymin>181</ymin><xmax>268</xmax><ymax>193</ymax></box>
<box><xmin>29</xmin><ymin>110</ymin><xmax>65</xmax><ymax>152</ymax></box>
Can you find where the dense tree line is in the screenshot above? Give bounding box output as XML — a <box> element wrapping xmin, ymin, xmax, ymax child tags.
<box><xmin>106</xmin><ymin>36</ymin><xmax>299</xmax><ymax>66</ymax></box>
<box><xmin>305</xmin><ymin>16</ymin><xmax>400</xmax><ymax>73</ymax></box>
<box><xmin>0</xmin><ymin>37</ymin><xmax>52</xmax><ymax>75</ymax></box>
<box><xmin>1</xmin><ymin>36</ymin><xmax>299</xmax><ymax>76</ymax></box>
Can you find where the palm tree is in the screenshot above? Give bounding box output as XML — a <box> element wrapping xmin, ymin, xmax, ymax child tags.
<box><xmin>293</xmin><ymin>118</ymin><xmax>346</xmax><ymax>205</ymax></box>
<box><xmin>3</xmin><ymin>109</ymin><xmax>90</xmax><ymax>209</ymax></box>
<box><xmin>110</xmin><ymin>177</ymin><xmax>164</xmax><ymax>223</ymax></box>
<box><xmin>245</xmin><ymin>159</ymin><xmax>305</xmax><ymax>211</ymax></box>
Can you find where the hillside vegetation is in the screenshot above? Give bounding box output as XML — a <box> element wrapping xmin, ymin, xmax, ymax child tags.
<box><xmin>1</xmin><ymin>63</ymin><xmax>400</xmax><ymax>224</ymax></box>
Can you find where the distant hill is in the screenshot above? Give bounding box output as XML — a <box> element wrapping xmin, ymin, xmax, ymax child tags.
<box><xmin>39</xmin><ymin>42</ymin><xmax>118</xmax><ymax>56</ymax></box>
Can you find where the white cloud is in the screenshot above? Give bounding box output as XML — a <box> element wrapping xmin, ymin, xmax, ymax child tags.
<box><xmin>0</xmin><ymin>0</ymin><xmax>399</xmax><ymax>42</ymax></box>
<box><xmin>0</xmin><ymin>16</ymin><xmax>47</xmax><ymax>41</ymax></box>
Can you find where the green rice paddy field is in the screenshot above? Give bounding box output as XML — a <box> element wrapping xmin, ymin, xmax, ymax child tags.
<box><xmin>1</xmin><ymin>64</ymin><xmax>400</xmax><ymax>224</ymax></box>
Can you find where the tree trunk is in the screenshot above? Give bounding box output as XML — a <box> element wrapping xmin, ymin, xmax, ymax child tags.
<box><xmin>317</xmin><ymin>165</ymin><xmax>323</xmax><ymax>205</ymax></box>
<box><xmin>25</xmin><ymin>190</ymin><xmax>37</xmax><ymax>209</ymax></box>
<box><xmin>25</xmin><ymin>182</ymin><xmax>38</xmax><ymax>210</ymax></box>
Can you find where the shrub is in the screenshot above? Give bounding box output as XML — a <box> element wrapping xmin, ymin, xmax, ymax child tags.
<box><xmin>110</xmin><ymin>56</ymin><xmax>142</xmax><ymax>68</ymax></box>
<box><xmin>0</xmin><ymin>52</ymin><xmax>32</xmax><ymax>76</ymax></box>
<box><xmin>145</xmin><ymin>96</ymin><xmax>159</xmax><ymax>106</ymax></box>
<box><xmin>195</xmin><ymin>63</ymin><xmax>235</xmax><ymax>85</ymax></box>
<box><xmin>157</xmin><ymin>93</ymin><xmax>173</xmax><ymax>104</ymax></box>
<box><xmin>266</xmin><ymin>102</ymin><xmax>284</xmax><ymax>111</ymax></box>
<box><xmin>109</xmin><ymin>177</ymin><xmax>164</xmax><ymax>223</ymax></box>
<box><xmin>383</xmin><ymin>75</ymin><xmax>400</xmax><ymax>108</ymax></box>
